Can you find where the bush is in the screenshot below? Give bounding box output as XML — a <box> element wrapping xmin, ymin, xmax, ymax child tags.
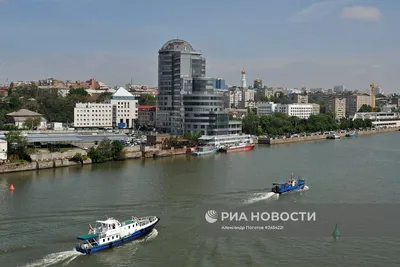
<box><xmin>71</xmin><ymin>152</ymin><xmax>89</xmax><ymax>164</ymax></box>
<box><xmin>85</xmin><ymin>139</ymin><xmax>125</xmax><ymax>163</ymax></box>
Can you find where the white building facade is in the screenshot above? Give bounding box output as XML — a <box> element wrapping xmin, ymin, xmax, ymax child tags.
<box><xmin>256</xmin><ymin>102</ymin><xmax>317</xmax><ymax>119</ymax></box>
<box><xmin>73</xmin><ymin>87</ymin><xmax>138</xmax><ymax>129</ymax></box>
<box><xmin>0</xmin><ymin>139</ymin><xmax>7</xmax><ymax>161</ymax></box>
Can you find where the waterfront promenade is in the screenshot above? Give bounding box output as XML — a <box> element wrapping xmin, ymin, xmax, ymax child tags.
<box><xmin>258</xmin><ymin>127</ymin><xmax>400</xmax><ymax>145</ymax></box>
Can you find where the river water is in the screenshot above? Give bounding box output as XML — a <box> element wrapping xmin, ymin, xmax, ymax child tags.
<box><xmin>1</xmin><ymin>133</ymin><xmax>399</xmax><ymax>267</ymax></box>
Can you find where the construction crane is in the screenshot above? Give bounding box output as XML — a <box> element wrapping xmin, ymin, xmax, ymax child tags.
<box><xmin>370</xmin><ymin>81</ymin><xmax>376</xmax><ymax>112</ymax></box>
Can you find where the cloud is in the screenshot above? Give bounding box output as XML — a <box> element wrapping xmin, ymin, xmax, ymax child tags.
<box><xmin>340</xmin><ymin>6</ymin><xmax>382</xmax><ymax>21</ymax></box>
<box><xmin>290</xmin><ymin>0</ymin><xmax>356</xmax><ymax>22</ymax></box>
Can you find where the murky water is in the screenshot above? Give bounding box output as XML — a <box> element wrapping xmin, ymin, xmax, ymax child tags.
<box><xmin>1</xmin><ymin>132</ymin><xmax>399</xmax><ymax>266</ymax></box>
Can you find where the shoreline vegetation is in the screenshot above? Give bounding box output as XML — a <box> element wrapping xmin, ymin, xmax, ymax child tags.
<box><xmin>0</xmin><ymin>126</ymin><xmax>398</xmax><ymax>174</ymax></box>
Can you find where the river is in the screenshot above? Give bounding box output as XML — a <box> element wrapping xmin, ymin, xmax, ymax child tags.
<box><xmin>1</xmin><ymin>132</ymin><xmax>399</xmax><ymax>267</ymax></box>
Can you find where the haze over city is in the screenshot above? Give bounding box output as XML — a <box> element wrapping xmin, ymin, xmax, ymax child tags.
<box><xmin>0</xmin><ymin>0</ymin><xmax>398</xmax><ymax>91</ymax></box>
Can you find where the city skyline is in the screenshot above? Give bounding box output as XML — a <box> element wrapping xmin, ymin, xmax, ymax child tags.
<box><xmin>0</xmin><ymin>0</ymin><xmax>398</xmax><ymax>91</ymax></box>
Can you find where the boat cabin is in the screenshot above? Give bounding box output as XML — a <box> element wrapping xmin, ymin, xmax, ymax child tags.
<box><xmin>94</xmin><ymin>218</ymin><xmax>122</xmax><ymax>234</ymax></box>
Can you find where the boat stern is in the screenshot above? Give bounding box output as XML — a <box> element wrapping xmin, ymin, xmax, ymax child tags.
<box><xmin>75</xmin><ymin>243</ymin><xmax>89</xmax><ymax>255</ymax></box>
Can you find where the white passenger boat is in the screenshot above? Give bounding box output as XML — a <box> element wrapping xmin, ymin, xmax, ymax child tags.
<box><xmin>75</xmin><ymin>215</ymin><xmax>159</xmax><ymax>254</ymax></box>
<box><xmin>197</xmin><ymin>134</ymin><xmax>253</xmax><ymax>147</ymax></box>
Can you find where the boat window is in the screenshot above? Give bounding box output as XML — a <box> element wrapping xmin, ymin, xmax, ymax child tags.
<box><xmin>103</xmin><ymin>239</ymin><xmax>105</xmax><ymax>242</ymax></box>
<box><xmin>112</xmin><ymin>224</ymin><xmax>115</xmax><ymax>229</ymax></box>
<box><xmin>108</xmin><ymin>238</ymin><xmax>110</xmax><ymax>241</ymax></box>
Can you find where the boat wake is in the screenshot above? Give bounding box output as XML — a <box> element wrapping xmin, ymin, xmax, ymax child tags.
<box><xmin>20</xmin><ymin>249</ymin><xmax>82</xmax><ymax>267</ymax></box>
<box><xmin>243</xmin><ymin>192</ymin><xmax>279</xmax><ymax>205</ymax></box>
<box><xmin>298</xmin><ymin>185</ymin><xmax>310</xmax><ymax>192</ymax></box>
<box><xmin>243</xmin><ymin>185</ymin><xmax>310</xmax><ymax>205</ymax></box>
<box><xmin>135</xmin><ymin>228</ymin><xmax>158</xmax><ymax>244</ymax></box>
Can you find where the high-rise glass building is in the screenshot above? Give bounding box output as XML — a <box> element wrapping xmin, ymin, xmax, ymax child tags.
<box><xmin>157</xmin><ymin>39</ymin><xmax>241</xmax><ymax>136</ymax></box>
<box><xmin>183</xmin><ymin>77</ymin><xmax>233</xmax><ymax>135</ymax></box>
<box><xmin>214</xmin><ymin>78</ymin><xmax>226</xmax><ymax>89</ymax></box>
<box><xmin>157</xmin><ymin>39</ymin><xmax>206</xmax><ymax>134</ymax></box>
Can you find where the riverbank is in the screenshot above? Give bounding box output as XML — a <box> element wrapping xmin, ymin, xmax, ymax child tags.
<box><xmin>257</xmin><ymin>127</ymin><xmax>400</xmax><ymax>145</ymax></box>
<box><xmin>0</xmin><ymin>145</ymin><xmax>190</xmax><ymax>174</ymax></box>
<box><xmin>2</xmin><ymin>127</ymin><xmax>398</xmax><ymax>174</ymax></box>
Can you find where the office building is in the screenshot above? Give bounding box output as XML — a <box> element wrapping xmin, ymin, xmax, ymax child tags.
<box><xmin>157</xmin><ymin>39</ymin><xmax>206</xmax><ymax>134</ymax></box>
<box><xmin>74</xmin><ymin>87</ymin><xmax>138</xmax><ymax>129</ymax></box>
<box><xmin>214</xmin><ymin>78</ymin><xmax>226</xmax><ymax>89</ymax></box>
<box><xmin>256</xmin><ymin>102</ymin><xmax>316</xmax><ymax>119</ymax></box>
<box><xmin>183</xmin><ymin>77</ymin><xmax>241</xmax><ymax>135</ymax></box>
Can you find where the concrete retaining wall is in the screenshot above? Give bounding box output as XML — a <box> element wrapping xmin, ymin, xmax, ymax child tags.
<box><xmin>0</xmin><ymin>162</ymin><xmax>38</xmax><ymax>173</ymax></box>
<box><xmin>37</xmin><ymin>161</ymin><xmax>54</xmax><ymax>169</ymax></box>
<box><xmin>121</xmin><ymin>146</ymin><xmax>142</xmax><ymax>159</ymax></box>
<box><xmin>30</xmin><ymin>149</ymin><xmax>87</xmax><ymax>161</ymax></box>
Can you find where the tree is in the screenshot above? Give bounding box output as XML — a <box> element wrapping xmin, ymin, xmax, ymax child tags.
<box><xmin>87</xmin><ymin>147</ymin><xmax>105</xmax><ymax>163</ymax></box>
<box><xmin>68</xmin><ymin>88</ymin><xmax>89</xmax><ymax>97</ymax></box>
<box><xmin>111</xmin><ymin>140</ymin><xmax>124</xmax><ymax>160</ymax></box>
<box><xmin>358</xmin><ymin>104</ymin><xmax>372</xmax><ymax>112</ymax></box>
<box><xmin>96</xmin><ymin>92</ymin><xmax>113</xmax><ymax>102</ymax></box>
<box><xmin>138</xmin><ymin>94</ymin><xmax>156</xmax><ymax>105</ymax></box>
<box><xmin>23</xmin><ymin>117</ymin><xmax>42</xmax><ymax>129</ymax></box>
<box><xmin>86</xmin><ymin>139</ymin><xmax>125</xmax><ymax>162</ymax></box>
<box><xmin>5</xmin><ymin>131</ymin><xmax>28</xmax><ymax>160</ymax></box>
<box><xmin>96</xmin><ymin>138</ymin><xmax>113</xmax><ymax>160</ymax></box>
<box><xmin>240</xmin><ymin>112</ymin><xmax>371</xmax><ymax>136</ymax></box>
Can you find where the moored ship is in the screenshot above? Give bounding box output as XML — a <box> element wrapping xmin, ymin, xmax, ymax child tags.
<box><xmin>220</xmin><ymin>142</ymin><xmax>255</xmax><ymax>153</ymax></box>
<box><xmin>191</xmin><ymin>146</ymin><xmax>218</xmax><ymax>156</ymax></box>
<box><xmin>345</xmin><ymin>131</ymin><xmax>358</xmax><ymax>137</ymax></box>
<box><xmin>198</xmin><ymin>134</ymin><xmax>254</xmax><ymax>147</ymax></box>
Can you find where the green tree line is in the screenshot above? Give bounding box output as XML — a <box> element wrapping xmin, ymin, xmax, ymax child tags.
<box><xmin>242</xmin><ymin>112</ymin><xmax>372</xmax><ymax>136</ymax></box>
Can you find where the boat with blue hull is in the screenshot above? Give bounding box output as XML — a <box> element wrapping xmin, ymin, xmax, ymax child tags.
<box><xmin>192</xmin><ymin>146</ymin><xmax>218</xmax><ymax>156</ymax></box>
<box><xmin>345</xmin><ymin>131</ymin><xmax>358</xmax><ymax>137</ymax></box>
<box><xmin>75</xmin><ymin>216</ymin><xmax>159</xmax><ymax>254</ymax></box>
<box><xmin>271</xmin><ymin>175</ymin><xmax>307</xmax><ymax>194</ymax></box>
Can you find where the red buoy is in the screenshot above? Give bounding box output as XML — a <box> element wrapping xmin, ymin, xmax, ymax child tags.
<box><xmin>9</xmin><ymin>184</ymin><xmax>15</xmax><ymax>191</ymax></box>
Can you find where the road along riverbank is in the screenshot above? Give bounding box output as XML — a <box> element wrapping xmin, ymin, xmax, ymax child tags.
<box><xmin>257</xmin><ymin>127</ymin><xmax>400</xmax><ymax>145</ymax></box>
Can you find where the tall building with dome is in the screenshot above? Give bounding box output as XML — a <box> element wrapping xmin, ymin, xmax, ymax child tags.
<box><xmin>157</xmin><ymin>39</ymin><xmax>206</xmax><ymax>134</ymax></box>
<box><xmin>156</xmin><ymin>39</ymin><xmax>242</xmax><ymax>136</ymax></box>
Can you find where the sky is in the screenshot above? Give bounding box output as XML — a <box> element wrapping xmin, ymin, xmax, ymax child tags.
<box><xmin>0</xmin><ymin>0</ymin><xmax>399</xmax><ymax>92</ymax></box>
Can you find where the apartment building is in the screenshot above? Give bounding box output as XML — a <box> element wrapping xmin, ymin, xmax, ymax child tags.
<box><xmin>292</xmin><ymin>94</ymin><xmax>308</xmax><ymax>104</ymax></box>
<box><xmin>74</xmin><ymin>87</ymin><xmax>138</xmax><ymax>128</ymax></box>
<box><xmin>346</xmin><ymin>94</ymin><xmax>371</xmax><ymax>117</ymax></box>
<box><xmin>325</xmin><ymin>97</ymin><xmax>346</xmax><ymax>119</ymax></box>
